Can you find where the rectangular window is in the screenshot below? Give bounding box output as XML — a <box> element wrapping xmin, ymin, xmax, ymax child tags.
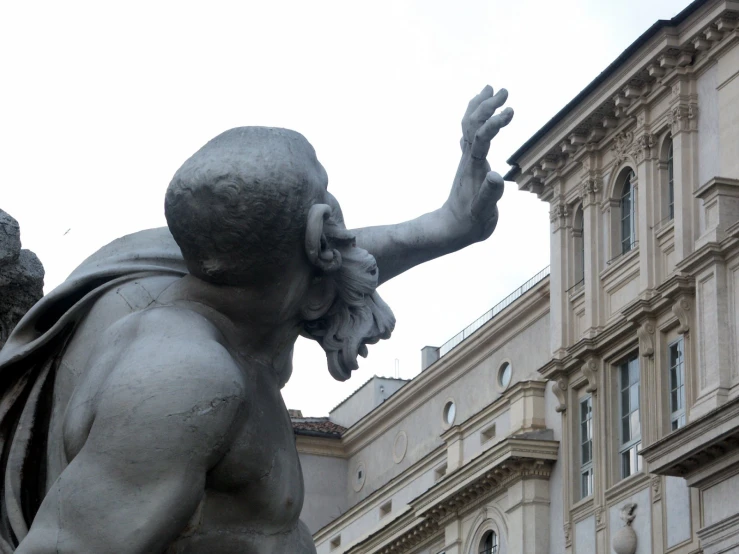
<box><xmin>669</xmin><ymin>338</ymin><xmax>685</xmax><ymax>430</ymax></box>
<box><xmin>619</xmin><ymin>355</ymin><xmax>641</xmax><ymax>479</ymax></box>
<box><xmin>580</xmin><ymin>396</ymin><xmax>594</xmax><ymax>498</ymax></box>
<box><xmin>667</xmin><ymin>141</ymin><xmax>675</xmax><ymax>220</ymax></box>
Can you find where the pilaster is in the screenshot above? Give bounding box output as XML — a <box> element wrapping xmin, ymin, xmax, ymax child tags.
<box><xmin>550</xmin><ymin>189</ymin><xmax>570</xmax><ymax>357</ymax></box>
<box><xmin>668</xmin><ymin>78</ymin><xmax>699</xmax><ymax>263</ymax></box>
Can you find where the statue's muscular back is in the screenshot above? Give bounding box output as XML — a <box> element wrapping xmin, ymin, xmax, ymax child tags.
<box><xmin>23</xmin><ymin>276</ymin><xmax>316</xmax><ymax>554</ymax></box>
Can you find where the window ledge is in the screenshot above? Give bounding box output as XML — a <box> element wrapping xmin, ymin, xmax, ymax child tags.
<box><xmin>604</xmin><ymin>471</ymin><xmax>650</xmax><ymax>505</ymax></box>
<box><xmin>571</xmin><ymin>495</ymin><xmax>595</xmax><ymax>522</ymax></box>
<box><xmin>600</xmin><ymin>247</ymin><xmax>639</xmax><ymax>282</ymax></box>
<box><xmin>655</xmin><ymin>218</ymin><xmax>675</xmax><ymax>240</ymax></box>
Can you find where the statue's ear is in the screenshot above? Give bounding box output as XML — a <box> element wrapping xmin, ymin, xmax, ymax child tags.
<box><xmin>305</xmin><ymin>204</ymin><xmax>342</xmax><ymax>273</ymax></box>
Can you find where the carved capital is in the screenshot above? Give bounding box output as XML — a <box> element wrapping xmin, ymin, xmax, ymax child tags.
<box><xmin>611</xmin><ymin>131</ymin><xmax>634</xmax><ymax>165</ymax></box>
<box><xmin>630</xmin><ymin>133</ymin><xmax>654</xmax><ymax>163</ymax></box>
<box><xmin>580</xmin><ymin>177</ymin><xmax>600</xmax><ymax>206</ymax></box>
<box><xmin>582</xmin><ymin>359</ymin><xmax>598</xmax><ymax>393</ymax></box>
<box><xmin>669</xmin><ymin>103</ymin><xmax>698</xmax><ymax>135</ymax></box>
<box><xmin>552</xmin><ymin>377</ymin><xmax>568</xmax><ymax>413</ymax></box>
<box><xmin>672</xmin><ymin>297</ymin><xmax>692</xmax><ymax>334</ymax></box>
<box><xmin>637</xmin><ymin>321</ymin><xmax>655</xmax><ymax>358</ymax></box>
<box><xmin>549</xmin><ymin>202</ymin><xmax>569</xmax><ymax>229</ymax></box>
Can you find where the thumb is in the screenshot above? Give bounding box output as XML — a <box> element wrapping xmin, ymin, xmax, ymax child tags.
<box><xmin>471</xmin><ymin>172</ymin><xmax>504</xmax><ymax>221</ymax></box>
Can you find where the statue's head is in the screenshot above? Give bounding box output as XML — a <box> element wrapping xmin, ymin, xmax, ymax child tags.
<box><xmin>165</xmin><ymin>127</ymin><xmax>394</xmax><ymax>381</ymax></box>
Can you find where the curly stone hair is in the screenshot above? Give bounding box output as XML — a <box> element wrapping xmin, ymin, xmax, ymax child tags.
<box><xmin>165</xmin><ymin>127</ymin><xmax>323</xmax><ymax>286</ymax></box>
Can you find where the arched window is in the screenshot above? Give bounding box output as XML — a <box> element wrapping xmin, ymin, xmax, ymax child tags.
<box><xmin>479</xmin><ymin>530</ymin><xmax>499</xmax><ymax>554</ymax></box>
<box><xmin>667</xmin><ymin>139</ymin><xmax>674</xmax><ymax>220</ymax></box>
<box><xmin>573</xmin><ymin>206</ymin><xmax>584</xmax><ymax>285</ymax></box>
<box><xmin>620</xmin><ymin>171</ymin><xmax>636</xmax><ymax>254</ymax></box>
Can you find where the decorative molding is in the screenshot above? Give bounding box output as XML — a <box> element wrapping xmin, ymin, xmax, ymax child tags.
<box><xmin>564</xmin><ymin>522</ymin><xmax>572</xmax><ymax>547</ymax></box>
<box><xmin>595</xmin><ymin>505</ymin><xmax>606</xmax><ymax>531</ymax></box>
<box><xmin>611</xmin><ymin>131</ymin><xmax>634</xmax><ymax>164</ymax></box>
<box><xmin>581</xmin><ymin>177</ymin><xmax>600</xmax><ymax>206</ymax></box>
<box><xmin>553</xmin><ymin>377</ymin><xmax>568</xmax><ymax>413</ymax></box>
<box><xmin>637</xmin><ymin>321</ymin><xmax>655</xmax><ymax>358</ymax></box>
<box><xmin>582</xmin><ymin>359</ymin><xmax>598</xmax><ymax>393</ymax></box>
<box><xmin>630</xmin><ymin>132</ymin><xmax>654</xmax><ymax>163</ymax></box>
<box><xmin>549</xmin><ymin>203</ymin><xmax>569</xmax><ymax>227</ymax></box>
<box><xmin>651</xmin><ymin>475</ymin><xmax>662</xmax><ymax>503</ymax></box>
<box><xmin>672</xmin><ymin>297</ymin><xmax>692</xmax><ymax>334</ymax></box>
<box><xmin>668</xmin><ymin>103</ymin><xmax>698</xmax><ymax>135</ymax></box>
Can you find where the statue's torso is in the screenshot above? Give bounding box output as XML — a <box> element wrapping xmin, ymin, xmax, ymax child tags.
<box><xmin>47</xmin><ymin>276</ymin><xmax>315</xmax><ymax>554</ymax></box>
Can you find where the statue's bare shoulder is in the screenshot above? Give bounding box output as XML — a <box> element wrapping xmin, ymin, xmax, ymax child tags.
<box><xmin>64</xmin><ymin>305</ymin><xmax>249</xmax><ymax>464</ymax></box>
<box><xmin>17</xmin><ymin>307</ymin><xmax>251</xmax><ymax>553</ymax></box>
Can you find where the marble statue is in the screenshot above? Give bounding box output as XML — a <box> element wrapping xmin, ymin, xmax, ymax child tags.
<box><xmin>0</xmin><ymin>86</ymin><xmax>512</xmax><ymax>553</ymax></box>
<box><xmin>0</xmin><ymin>210</ymin><xmax>44</xmax><ymax>349</ymax></box>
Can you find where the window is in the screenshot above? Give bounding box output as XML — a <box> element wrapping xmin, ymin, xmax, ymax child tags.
<box><xmin>443</xmin><ymin>400</ymin><xmax>456</xmax><ymax>426</ymax></box>
<box><xmin>667</xmin><ymin>139</ymin><xmax>674</xmax><ymax>220</ymax></box>
<box><xmin>498</xmin><ymin>362</ymin><xmax>512</xmax><ymax>389</ymax></box>
<box><xmin>573</xmin><ymin>206</ymin><xmax>584</xmax><ymax>285</ymax></box>
<box><xmin>669</xmin><ymin>338</ymin><xmax>685</xmax><ymax>430</ymax></box>
<box><xmin>579</xmin><ymin>396</ymin><xmax>594</xmax><ymax>499</ymax></box>
<box><xmin>619</xmin><ymin>354</ymin><xmax>641</xmax><ymax>478</ymax></box>
<box><xmin>620</xmin><ymin>171</ymin><xmax>636</xmax><ymax>254</ymax></box>
<box><xmin>479</xmin><ymin>530</ymin><xmax>499</xmax><ymax>554</ymax></box>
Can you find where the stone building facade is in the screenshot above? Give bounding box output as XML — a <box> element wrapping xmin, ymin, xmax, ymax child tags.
<box><xmin>296</xmin><ymin>1</ymin><xmax>739</xmax><ymax>552</ymax></box>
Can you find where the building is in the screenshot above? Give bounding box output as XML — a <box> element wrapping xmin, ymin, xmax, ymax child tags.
<box><xmin>296</xmin><ymin>1</ymin><xmax>739</xmax><ymax>552</ymax></box>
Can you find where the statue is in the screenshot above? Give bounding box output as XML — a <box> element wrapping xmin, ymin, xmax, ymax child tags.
<box><xmin>0</xmin><ymin>209</ymin><xmax>44</xmax><ymax>349</ymax></box>
<box><xmin>0</xmin><ymin>86</ymin><xmax>512</xmax><ymax>553</ymax></box>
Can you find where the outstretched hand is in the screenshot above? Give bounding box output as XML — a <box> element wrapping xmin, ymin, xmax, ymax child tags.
<box><xmin>443</xmin><ymin>85</ymin><xmax>514</xmax><ymax>244</ymax></box>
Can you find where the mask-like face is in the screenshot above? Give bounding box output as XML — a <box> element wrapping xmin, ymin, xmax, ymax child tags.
<box><xmin>300</xmin><ymin>212</ymin><xmax>396</xmax><ymax>381</ymax></box>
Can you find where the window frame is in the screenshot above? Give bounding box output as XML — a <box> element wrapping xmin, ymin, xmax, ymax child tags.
<box><xmin>620</xmin><ymin>171</ymin><xmax>637</xmax><ymax>254</ymax></box>
<box><xmin>668</xmin><ymin>337</ymin><xmax>686</xmax><ymax>431</ymax></box>
<box><xmin>479</xmin><ymin>530</ymin><xmax>499</xmax><ymax>554</ymax></box>
<box><xmin>667</xmin><ymin>139</ymin><xmax>674</xmax><ymax>221</ymax></box>
<box><xmin>579</xmin><ymin>395</ymin><xmax>594</xmax><ymax>499</ymax></box>
<box><xmin>618</xmin><ymin>353</ymin><xmax>642</xmax><ymax>479</ymax></box>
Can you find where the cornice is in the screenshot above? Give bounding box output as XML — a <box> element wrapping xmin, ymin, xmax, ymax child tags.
<box><xmin>513</xmin><ymin>2</ymin><xmax>739</xmax><ymax>200</ymax></box>
<box><xmin>345</xmin><ymin>437</ymin><xmax>559</xmax><ymax>554</ymax></box>
<box><xmin>295</xmin><ymin>435</ymin><xmax>347</xmax><ymax>458</ymax></box>
<box><xmin>641</xmin><ymin>395</ymin><xmax>739</xmax><ymax>487</ymax></box>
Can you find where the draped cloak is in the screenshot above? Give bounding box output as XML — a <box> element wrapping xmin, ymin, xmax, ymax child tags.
<box><xmin>0</xmin><ymin>227</ymin><xmax>187</xmax><ymax>551</ymax></box>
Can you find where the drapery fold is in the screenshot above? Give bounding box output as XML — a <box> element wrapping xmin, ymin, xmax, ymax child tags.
<box><xmin>0</xmin><ymin>228</ymin><xmax>187</xmax><ymax>549</ymax></box>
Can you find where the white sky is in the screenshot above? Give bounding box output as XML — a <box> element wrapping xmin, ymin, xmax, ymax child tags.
<box><xmin>1</xmin><ymin>0</ymin><xmax>691</xmax><ymax>416</ymax></box>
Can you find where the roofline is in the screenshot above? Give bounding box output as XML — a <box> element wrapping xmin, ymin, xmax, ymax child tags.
<box><xmin>293</xmin><ymin>429</ymin><xmax>343</xmax><ymax>439</ymax></box>
<box><xmin>504</xmin><ymin>0</ymin><xmax>707</xmax><ymax>179</ymax></box>
<box><xmin>328</xmin><ymin>375</ymin><xmax>409</xmax><ymax>415</ymax></box>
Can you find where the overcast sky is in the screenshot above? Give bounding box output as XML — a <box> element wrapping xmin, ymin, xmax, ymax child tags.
<box><xmin>1</xmin><ymin>0</ymin><xmax>691</xmax><ymax>416</ymax></box>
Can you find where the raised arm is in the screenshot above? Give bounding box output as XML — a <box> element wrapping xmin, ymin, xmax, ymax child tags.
<box><xmin>16</xmin><ymin>336</ymin><xmax>246</xmax><ymax>554</ymax></box>
<box><xmin>351</xmin><ymin>86</ymin><xmax>513</xmax><ymax>284</ymax></box>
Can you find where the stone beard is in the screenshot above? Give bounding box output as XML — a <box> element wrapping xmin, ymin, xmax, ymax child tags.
<box><xmin>301</xmin><ymin>221</ymin><xmax>396</xmax><ymax>382</ymax></box>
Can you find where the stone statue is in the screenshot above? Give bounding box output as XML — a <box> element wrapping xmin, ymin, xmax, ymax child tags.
<box><xmin>0</xmin><ymin>209</ymin><xmax>44</xmax><ymax>349</ymax></box>
<box><xmin>0</xmin><ymin>86</ymin><xmax>512</xmax><ymax>553</ymax></box>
